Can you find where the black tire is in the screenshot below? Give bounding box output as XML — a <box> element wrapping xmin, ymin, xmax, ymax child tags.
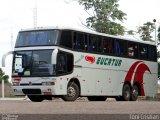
<box><xmin>122</xmin><ymin>84</ymin><xmax>131</xmax><ymax>101</ymax></box>
<box><xmin>28</xmin><ymin>95</ymin><xmax>44</xmax><ymax>102</ymax></box>
<box><xmin>44</xmin><ymin>95</ymin><xmax>52</xmax><ymax>100</ymax></box>
<box><xmin>87</xmin><ymin>96</ymin><xmax>107</xmax><ymax>101</ymax></box>
<box><xmin>62</xmin><ymin>82</ymin><xmax>79</xmax><ymax>101</ymax></box>
<box><xmin>131</xmin><ymin>85</ymin><xmax>139</xmax><ymax>101</ymax></box>
<box><xmin>115</xmin><ymin>96</ymin><xmax>123</xmax><ymax>101</ymax></box>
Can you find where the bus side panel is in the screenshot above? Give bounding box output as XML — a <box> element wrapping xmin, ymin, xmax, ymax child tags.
<box><xmin>143</xmin><ymin>62</ymin><xmax>158</xmax><ymax>97</ymax></box>
<box><xmin>54</xmin><ymin>76</ymin><xmax>68</xmax><ymax>95</ymax></box>
<box><xmin>80</xmin><ymin>67</ymin><xmax>96</xmax><ymax>95</ymax></box>
<box><xmin>143</xmin><ymin>73</ymin><xmax>158</xmax><ymax>97</ymax></box>
<box><xmin>80</xmin><ymin>68</ymin><xmax>125</xmax><ymax>96</ymax></box>
<box><xmin>103</xmin><ymin>70</ymin><xmax>124</xmax><ymax>96</ymax></box>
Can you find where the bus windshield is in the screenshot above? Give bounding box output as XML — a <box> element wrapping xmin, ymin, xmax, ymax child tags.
<box><xmin>12</xmin><ymin>50</ymin><xmax>56</xmax><ymax>77</ymax></box>
<box><xmin>15</xmin><ymin>30</ymin><xmax>59</xmax><ymax>47</ymax></box>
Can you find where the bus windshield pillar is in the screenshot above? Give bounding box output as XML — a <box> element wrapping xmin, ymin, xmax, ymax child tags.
<box><xmin>52</xmin><ymin>49</ymin><xmax>58</xmax><ymax>65</ymax></box>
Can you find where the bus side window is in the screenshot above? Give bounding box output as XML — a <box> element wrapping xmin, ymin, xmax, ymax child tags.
<box><xmin>67</xmin><ymin>53</ymin><xmax>74</xmax><ymax>72</ymax></box>
<box><xmin>148</xmin><ymin>45</ymin><xmax>157</xmax><ymax>61</ymax></box>
<box><xmin>128</xmin><ymin>47</ymin><xmax>134</xmax><ymax>57</ymax></box>
<box><xmin>60</xmin><ymin>30</ymin><xmax>72</xmax><ymax>48</ymax></box>
<box><xmin>57</xmin><ymin>54</ymin><xmax>67</xmax><ymax>74</ymax></box>
<box><xmin>88</xmin><ymin>35</ymin><xmax>93</xmax><ymax>52</ymax></box>
<box><xmin>118</xmin><ymin>40</ymin><xmax>127</xmax><ymax>57</ymax></box>
<box><xmin>74</xmin><ymin>32</ymin><xmax>85</xmax><ymax>50</ymax></box>
<box><xmin>88</xmin><ymin>35</ymin><xmax>98</xmax><ymax>52</ymax></box>
<box><xmin>102</xmin><ymin>37</ymin><xmax>107</xmax><ymax>53</ymax></box>
<box><xmin>115</xmin><ymin>40</ymin><xmax>121</xmax><ymax>56</ymax></box>
<box><xmin>139</xmin><ymin>44</ymin><xmax>148</xmax><ymax>60</ymax></box>
<box><xmin>97</xmin><ymin>36</ymin><xmax>102</xmax><ymax>53</ymax></box>
<box><xmin>128</xmin><ymin>42</ymin><xmax>138</xmax><ymax>58</ymax></box>
<box><xmin>105</xmin><ymin>37</ymin><xmax>113</xmax><ymax>54</ymax></box>
<box><xmin>84</xmin><ymin>34</ymin><xmax>88</xmax><ymax>51</ymax></box>
<box><xmin>57</xmin><ymin>52</ymin><xmax>73</xmax><ymax>75</ymax></box>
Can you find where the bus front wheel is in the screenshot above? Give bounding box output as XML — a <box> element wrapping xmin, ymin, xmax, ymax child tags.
<box><xmin>62</xmin><ymin>82</ymin><xmax>79</xmax><ymax>101</ymax></box>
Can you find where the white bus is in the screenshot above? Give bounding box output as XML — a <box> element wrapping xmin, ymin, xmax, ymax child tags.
<box><xmin>4</xmin><ymin>26</ymin><xmax>158</xmax><ymax>102</ymax></box>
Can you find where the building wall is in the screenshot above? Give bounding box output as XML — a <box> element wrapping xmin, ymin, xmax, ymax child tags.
<box><xmin>0</xmin><ymin>83</ymin><xmax>14</xmax><ymax>97</ymax></box>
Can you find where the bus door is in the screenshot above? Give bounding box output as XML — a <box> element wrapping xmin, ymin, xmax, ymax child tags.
<box><xmin>56</xmin><ymin>51</ymin><xmax>74</xmax><ymax>93</ymax></box>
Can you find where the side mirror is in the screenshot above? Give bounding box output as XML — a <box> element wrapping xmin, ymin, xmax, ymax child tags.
<box><xmin>2</xmin><ymin>51</ymin><xmax>13</xmax><ymax>67</ymax></box>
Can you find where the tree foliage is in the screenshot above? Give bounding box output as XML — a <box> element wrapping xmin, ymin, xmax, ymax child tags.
<box><xmin>137</xmin><ymin>22</ymin><xmax>155</xmax><ymax>41</ymax></box>
<box><xmin>0</xmin><ymin>68</ymin><xmax>9</xmax><ymax>83</ymax></box>
<box><xmin>78</xmin><ymin>0</ymin><xmax>126</xmax><ymax>35</ymax></box>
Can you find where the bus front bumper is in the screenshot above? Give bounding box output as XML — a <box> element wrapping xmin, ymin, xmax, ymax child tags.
<box><xmin>12</xmin><ymin>86</ymin><xmax>57</xmax><ymax>96</ymax></box>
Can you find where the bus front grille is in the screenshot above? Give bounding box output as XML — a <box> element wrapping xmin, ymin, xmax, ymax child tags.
<box><xmin>20</xmin><ymin>83</ymin><xmax>42</xmax><ymax>86</ymax></box>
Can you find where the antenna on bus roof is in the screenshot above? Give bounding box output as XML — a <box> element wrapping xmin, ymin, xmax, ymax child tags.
<box><xmin>33</xmin><ymin>0</ymin><xmax>37</xmax><ymax>28</ymax></box>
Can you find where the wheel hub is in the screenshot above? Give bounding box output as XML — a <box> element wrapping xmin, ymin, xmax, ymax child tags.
<box><xmin>132</xmin><ymin>89</ymin><xmax>138</xmax><ymax>97</ymax></box>
<box><xmin>67</xmin><ymin>86</ymin><xmax>76</xmax><ymax>97</ymax></box>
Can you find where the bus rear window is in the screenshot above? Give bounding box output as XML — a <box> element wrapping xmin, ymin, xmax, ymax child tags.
<box><xmin>15</xmin><ymin>30</ymin><xmax>59</xmax><ymax>47</ymax></box>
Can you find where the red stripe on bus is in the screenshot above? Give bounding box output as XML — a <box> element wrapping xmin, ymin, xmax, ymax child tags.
<box><xmin>133</xmin><ymin>63</ymin><xmax>151</xmax><ymax>96</ymax></box>
<box><xmin>124</xmin><ymin>61</ymin><xmax>143</xmax><ymax>82</ymax></box>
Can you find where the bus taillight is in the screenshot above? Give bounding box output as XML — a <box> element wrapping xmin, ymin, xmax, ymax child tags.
<box><xmin>14</xmin><ymin>77</ymin><xmax>21</xmax><ymax>82</ymax></box>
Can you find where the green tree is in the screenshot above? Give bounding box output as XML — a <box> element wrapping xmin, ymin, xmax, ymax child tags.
<box><xmin>137</xmin><ymin>22</ymin><xmax>155</xmax><ymax>41</ymax></box>
<box><xmin>0</xmin><ymin>68</ymin><xmax>9</xmax><ymax>83</ymax></box>
<box><xmin>78</xmin><ymin>0</ymin><xmax>126</xmax><ymax>35</ymax></box>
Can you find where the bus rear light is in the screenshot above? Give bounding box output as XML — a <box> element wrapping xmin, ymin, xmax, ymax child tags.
<box><xmin>14</xmin><ymin>77</ymin><xmax>21</xmax><ymax>82</ymax></box>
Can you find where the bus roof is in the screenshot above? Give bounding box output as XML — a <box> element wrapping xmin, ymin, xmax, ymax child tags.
<box><xmin>19</xmin><ymin>26</ymin><xmax>156</xmax><ymax>46</ymax></box>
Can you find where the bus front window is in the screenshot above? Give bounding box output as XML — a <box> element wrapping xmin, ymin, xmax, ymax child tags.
<box><xmin>12</xmin><ymin>50</ymin><xmax>56</xmax><ymax>77</ymax></box>
<box><xmin>15</xmin><ymin>30</ymin><xmax>59</xmax><ymax>47</ymax></box>
<box><xmin>32</xmin><ymin>50</ymin><xmax>56</xmax><ymax>76</ymax></box>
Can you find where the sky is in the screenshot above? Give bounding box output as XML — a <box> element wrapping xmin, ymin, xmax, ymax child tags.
<box><xmin>0</xmin><ymin>0</ymin><xmax>160</xmax><ymax>80</ymax></box>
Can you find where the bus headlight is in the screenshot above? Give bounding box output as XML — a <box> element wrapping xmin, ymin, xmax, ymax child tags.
<box><xmin>42</xmin><ymin>82</ymin><xmax>55</xmax><ymax>86</ymax></box>
<box><xmin>13</xmin><ymin>82</ymin><xmax>20</xmax><ymax>86</ymax></box>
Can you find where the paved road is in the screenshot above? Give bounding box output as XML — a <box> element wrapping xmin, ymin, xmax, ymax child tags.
<box><xmin>0</xmin><ymin>99</ymin><xmax>160</xmax><ymax>120</ymax></box>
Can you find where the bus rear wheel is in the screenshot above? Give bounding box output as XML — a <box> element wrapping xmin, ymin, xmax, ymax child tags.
<box><xmin>62</xmin><ymin>82</ymin><xmax>79</xmax><ymax>101</ymax></box>
<box><xmin>28</xmin><ymin>95</ymin><xmax>44</xmax><ymax>102</ymax></box>
<box><xmin>122</xmin><ymin>84</ymin><xmax>131</xmax><ymax>101</ymax></box>
<box><xmin>131</xmin><ymin>85</ymin><xmax>139</xmax><ymax>101</ymax></box>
